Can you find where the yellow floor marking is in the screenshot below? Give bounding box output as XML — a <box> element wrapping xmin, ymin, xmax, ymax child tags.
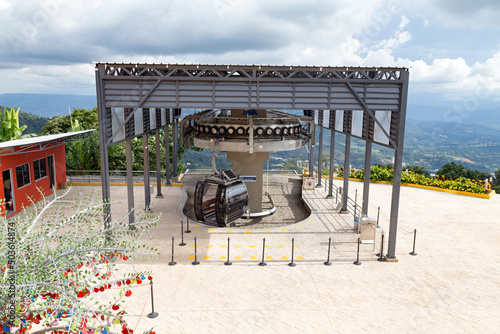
<box><xmin>220</xmin><ymin>245</ymin><xmax>227</xmax><ymax>248</ymax></box>
<box><xmin>249</xmin><ymin>245</ymin><xmax>256</xmax><ymax>248</ymax></box>
<box><xmin>307</xmin><ymin>222</ymin><xmax>312</xmax><ymax>225</ymax></box>
<box><xmin>203</xmin><ymin>256</ymin><xmax>210</xmax><ymax>260</ymax></box>
<box><xmin>281</xmin><ymin>228</ymin><xmax>287</xmax><ymax>231</ymax></box>
<box><xmin>209</xmin><ymin>228</ymin><xmax>215</xmax><ymax>231</ymax></box>
<box><xmin>264</xmin><ymin>231</ymin><xmax>271</xmax><ymax>233</ymax></box>
<box><xmin>245</xmin><ymin>231</ymin><xmax>252</xmax><ymax>234</ymax></box>
<box><xmin>296</xmin><ymin>226</ymin><xmax>302</xmax><ymax>228</ymax></box>
<box><xmin>296</xmin><ymin>256</ymin><xmax>304</xmax><ymax>260</ymax></box>
<box><xmin>250</xmin><ymin>256</ymin><xmax>257</xmax><ymax>259</ymax></box>
<box><xmin>219</xmin><ymin>256</ymin><xmax>226</xmax><ymax>260</ymax></box>
<box><xmin>294</xmin><ymin>245</ymin><xmax>299</xmax><ymax>248</ymax></box>
<box><xmin>191</xmin><ymin>245</ymin><xmax>198</xmax><ymax>248</ymax></box>
<box><xmin>194</xmin><ymin>225</ymin><xmax>200</xmax><ymax>228</ymax></box>
<box><xmin>234</xmin><ymin>256</ymin><xmax>242</xmax><ymax>260</ymax></box>
<box><xmin>188</xmin><ymin>256</ymin><xmax>195</xmax><ymax>259</ymax></box>
<box><xmin>235</xmin><ymin>245</ymin><xmax>242</xmax><ymax>248</ymax></box>
<box><xmin>206</xmin><ymin>245</ymin><xmax>213</xmax><ymax>248</ymax></box>
<box><xmin>265</xmin><ymin>256</ymin><xmax>273</xmax><ymax>260</ymax></box>
<box><xmin>265</xmin><ymin>245</ymin><xmax>270</xmax><ymax>248</ymax></box>
<box><xmin>226</xmin><ymin>230</ymin><xmax>233</xmax><ymax>233</ymax></box>
<box><xmin>278</xmin><ymin>245</ymin><xmax>284</xmax><ymax>248</ymax></box>
<box><xmin>281</xmin><ymin>256</ymin><xmax>288</xmax><ymax>260</ymax></box>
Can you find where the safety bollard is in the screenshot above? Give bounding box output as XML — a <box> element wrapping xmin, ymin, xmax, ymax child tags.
<box><xmin>259</xmin><ymin>238</ymin><xmax>267</xmax><ymax>266</ymax></box>
<box><xmin>410</xmin><ymin>229</ymin><xmax>418</xmax><ymax>256</ymax></box>
<box><xmin>169</xmin><ymin>236</ymin><xmax>176</xmax><ymax>266</ymax></box>
<box><xmin>324</xmin><ymin>237</ymin><xmax>332</xmax><ymax>266</ymax></box>
<box><xmin>377</xmin><ymin>233</ymin><xmax>386</xmax><ymax>262</ymax></box>
<box><xmin>353</xmin><ymin>237</ymin><xmax>362</xmax><ymax>265</ymax></box>
<box><xmin>185</xmin><ymin>218</ymin><xmax>191</xmax><ymax>233</ymax></box>
<box><xmin>224</xmin><ymin>237</ymin><xmax>232</xmax><ymax>266</ymax></box>
<box><xmin>179</xmin><ymin>220</ymin><xmax>186</xmax><ymax>246</ymax></box>
<box><xmin>288</xmin><ymin>238</ymin><xmax>296</xmax><ymax>267</ymax></box>
<box><xmin>192</xmin><ymin>237</ymin><xmax>200</xmax><ymax>265</ymax></box>
<box><xmin>147</xmin><ymin>279</ymin><xmax>159</xmax><ymax>318</ymax></box>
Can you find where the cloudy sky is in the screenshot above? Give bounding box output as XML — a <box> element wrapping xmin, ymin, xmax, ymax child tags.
<box><xmin>0</xmin><ymin>0</ymin><xmax>499</xmax><ymax>110</ymax></box>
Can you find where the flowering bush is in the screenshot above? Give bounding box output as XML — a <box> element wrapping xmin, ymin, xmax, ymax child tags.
<box><xmin>0</xmin><ymin>187</ymin><xmax>160</xmax><ymax>334</ymax></box>
<box><xmin>338</xmin><ymin>165</ymin><xmax>489</xmax><ymax>194</ymax></box>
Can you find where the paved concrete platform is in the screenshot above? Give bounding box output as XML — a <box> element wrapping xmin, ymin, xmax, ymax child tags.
<box><xmin>64</xmin><ymin>179</ymin><xmax>500</xmax><ymax>333</ymax></box>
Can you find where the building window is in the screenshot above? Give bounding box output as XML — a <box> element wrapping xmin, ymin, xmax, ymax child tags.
<box><xmin>16</xmin><ymin>163</ymin><xmax>30</xmax><ymax>188</ymax></box>
<box><xmin>34</xmin><ymin>158</ymin><xmax>47</xmax><ymax>180</ymax></box>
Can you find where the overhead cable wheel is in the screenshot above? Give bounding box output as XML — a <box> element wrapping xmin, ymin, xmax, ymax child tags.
<box><xmin>265</xmin><ymin>127</ymin><xmax>273</xmax><ymax>136</ymax></box>
<box><xmin>227</xmin><ymin>126</ymin><xmax>235</xmax><ymax>135</ymax></box>
<box><xmin>237</xmin><ymin>127</ymin><xmax>245</xmax><ymax>135</ymax></box>
<box><xmin>219</xmin><ymin>127</ymin><xmax>226</xmax><ymax>134</ymax></box>
<box><xmin>211</xmin><ymin>126</ymin><xmax>219</xmax><ymax>134</ymax></box>
<box><xmin>274</xmin><ymin>127</ymin><xmax>282</xmax><ymax>135</ymax></box>
<box><xmin>205</xmin><ymin>125</ymin><xmax>211</xmax><ymax>133</ymax></box>
<box><xmin>283</xmin><ymin>127</ymin><xmax>289</xmax><ymax>135</ymax></box>
<box><xmin>256</xmin><ymin>127</ymin><xmax>264</xmax><ymax>135</ymax></box>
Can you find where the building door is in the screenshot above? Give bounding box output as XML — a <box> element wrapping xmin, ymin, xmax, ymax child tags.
<box><xmin>48</xmin><ymin>155</ymin><xmax>55</xmax><ymax>189</ymax></box>
<box><xmin>2</xmin><ymin>169</ymin><xmax>14</xmax><ymax>214</ymax></box>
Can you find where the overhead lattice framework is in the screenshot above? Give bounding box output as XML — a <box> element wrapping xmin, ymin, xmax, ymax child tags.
<box><xmin>96</xmin><ymin>63</ymin><xmax>408</xmax><ymax>149</ymax></box>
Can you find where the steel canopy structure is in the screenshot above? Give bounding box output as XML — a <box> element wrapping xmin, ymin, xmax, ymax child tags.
<box><xmin>95</xmin><ymin>63</ymin><xmax>409</xmax><ymax>260</ymax></box>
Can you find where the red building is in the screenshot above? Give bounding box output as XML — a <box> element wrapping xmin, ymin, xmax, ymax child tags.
<box><xmin>0</xmin><ymin>130</ymin><xmax>93</xmax><ymax>217</ymax></box>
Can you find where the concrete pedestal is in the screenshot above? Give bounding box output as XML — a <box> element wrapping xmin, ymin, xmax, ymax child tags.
<box><xmin>227</xmin><ymin>152</ymin><xmax>269</xmax><ymax>213</ymax></box>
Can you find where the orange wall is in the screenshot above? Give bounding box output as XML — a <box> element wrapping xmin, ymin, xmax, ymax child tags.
<box><xmin>0</xmin><ymin>144</ymin><xmax>67</xmax><ymax>217</ymax></box>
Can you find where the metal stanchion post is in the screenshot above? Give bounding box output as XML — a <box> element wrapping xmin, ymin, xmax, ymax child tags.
<box><xmin>324</xmin><ymin>237</ymin><xmax>332</xmax><ymax>266</ymax></box>
<box><xmin>377</xmin><ymin>233</ymin><xmax>386</xmax><ymax>262</ymax></box>
<box><xmin>169</xmin><ymin>236</ymin><xmax>176</xmax><ymax>266</ymax></box>
<box><xmin>259</xmin><ymin>238</ymin><xmax>267</xmax><ymax>266</ymax></box>
<box><xmin>288</xmin><ymin>238</ymin><xmax>296</xmax><ymax>267</ymax></box>
<box><xmin>147</xmin><ymin>280</ymin><xmax>159</xmax><ymax>318</ymax></box>
<box><xmin>179</xmin><ymin>221</ymin><xmax>186</xmax><ymax>246</ymax></box>
<box><xmin>192</xmin><ymin>237</ymin><xmax>200</xmax><ymax>265</ymax></box>
<box><xmin>410</xmin><ymin>229</ymin><xmax>418</xmax><ymax>256</ymax></box>
<box><xmin>224</xmin><ymin>237</ymin><xmax>232</xmax><ymax>266</ymax></box>
<box><xmin>353</xmin><ymin>237</ymin><xmax>362</xmax><ymax>265</ymax></box>
<box><xmin>185</xmin><ymin>218</ymin><xmax>191</xmax><ymax>233</ymax></box>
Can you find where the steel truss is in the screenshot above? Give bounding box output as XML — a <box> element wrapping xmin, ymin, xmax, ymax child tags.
<box><xmin>95</xmin><ymin>63</ymin><xmax>409</xmax><ymax>260</ymax></box>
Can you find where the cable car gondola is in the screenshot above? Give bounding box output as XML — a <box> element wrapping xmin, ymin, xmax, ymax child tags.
<box><xmin>194</xmin><ymin>170</ymin><xmax>249</xmax><ymax>227</ymax></box>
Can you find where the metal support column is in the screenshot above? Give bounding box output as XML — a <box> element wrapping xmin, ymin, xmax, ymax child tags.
<box><xmin>164</xmin><ymin>123</ymin><xmax>171</xmax><ymax>186</ymax></box>
<box><xmin>125</xmin><ymin>139</ymin><xmax>135</xmax><ymax>227</ymax></box>
<box><xmin>173</xmin><ymin>117</ymin><xmax>178</xmax><ymax>180</ymax></box>
<box><xmin>387</xmin><ymin>70</ymin><xmax>410</xmax><ymax>260</ymax></box>
<box><xmin>155</xmin><ymin>128</ymin><xmax>163</xmax><ymax>198</ymax></box>
<box><xmin>341</xmin><ymin>134</ymin><xmax>351</xmax><ymax>213</ymax></box>
<box><xmin>327</xmin><ymin>129</ymin><xmax>335</xmax><ymax>198</ymax></box>
<box><xmin>362</xmin><ymin>141</ymin><xmax>372</xmax><ymax>216</ymax></box>
<box><xmin>308</xmin><ymin>123</ymin><xmax>314</xmax><ymax>177</ymax></box>
<box><xmin>316</xmin><ymin>125</ymin><xmax>323</xmax><ymax>187</ymax></box>
<box><xmin>95</xmin><ymin>66</ymin><xmax>111</xmax><ymax>228</ymax></box>
<box><xmin>143</xmin><ymin>133</ymin><xmax>151</xmax><ymax>210</ymax></box>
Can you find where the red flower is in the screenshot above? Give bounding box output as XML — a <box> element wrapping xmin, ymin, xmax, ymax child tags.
<box><xmin>137</xmin><ymin>280</ymin><xmax>142</xmax><ymax>285</ymax></box>
<box><xmin>125</xmin><ymin>290</ymin><xmax>132</xmax><ymax>297</ymax></box>
<box><xmin>340</xmin><ymin>167</ymin><xmax>344</xmax><ymax>171</ymax></box>
<box><xmin>77</xmin><ymin>291</ymin><xmax>85</xmax><ymax>298</ymax></box>
<box><xmin>112</xmin><ymin>304</ymin><xmax>120</xmax><ymax>311</ymax></box>
<box><xmin>148</xmin><ymin>276</ymin><xmax>153</xmax><ymax>281</ymax></box>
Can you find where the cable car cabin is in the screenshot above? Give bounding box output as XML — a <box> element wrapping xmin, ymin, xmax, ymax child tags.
<box><xmin>194</xmin><ymin>170</ymin><xmax>249</xmax><ymax>227</ymax></box>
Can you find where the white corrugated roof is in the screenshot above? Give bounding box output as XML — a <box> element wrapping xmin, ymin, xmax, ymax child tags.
<box><xmin>0</xmin><ymin>129</ymin><xmax>96</xmax><ymax>150</ymax></box>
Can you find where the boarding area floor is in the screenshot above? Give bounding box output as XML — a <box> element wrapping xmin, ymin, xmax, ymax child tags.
<box><xmin>63</xmin><ymin>179</ymin><xmax>500</xmax><ymax>334</ymax></box>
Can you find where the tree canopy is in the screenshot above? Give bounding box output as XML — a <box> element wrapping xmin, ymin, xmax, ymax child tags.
<box><xmin>437</xmin><ymin>162</ymin><xmax>490</xmax><ymax>181</ymax></box>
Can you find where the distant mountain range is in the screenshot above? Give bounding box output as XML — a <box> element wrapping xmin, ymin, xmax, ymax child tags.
<box><xmin>1</xmin><ymin>93</ymin><xmax>498</xmax><ymax>173</ymax></box>
<box><xmin>0</xmin><ymin>93</ymin><xmax>96</xmax><ymax>118</ymax></box>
